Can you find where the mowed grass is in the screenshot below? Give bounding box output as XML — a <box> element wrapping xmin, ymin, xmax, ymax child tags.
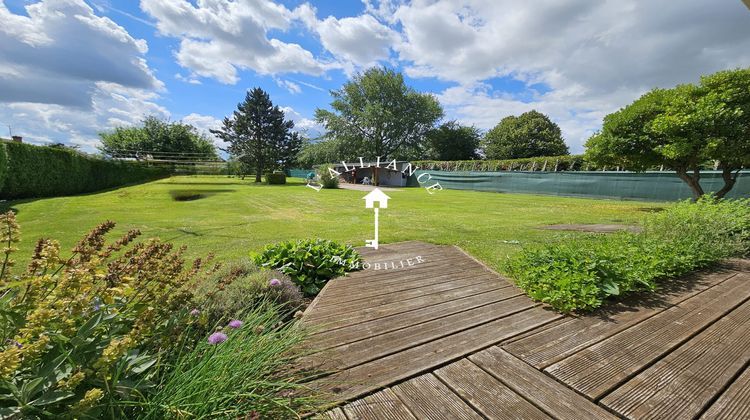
<box><xmin>4</xmin><ymin>175</ymin><xmax>664</xmax><ymax>273</ymax></box>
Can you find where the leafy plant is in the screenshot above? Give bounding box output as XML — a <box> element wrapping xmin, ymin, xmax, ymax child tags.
<box><xmin>194</xmin><ymin>260</ymin><xmax>304</xmax><ymax>322</ymax></box>
<box><xmin>509</xmin><ymin>196</ymin><xmax>750</xmax><ymax>312</ymax></box>
<box><xmin>0</xmin><ymin>212</ymin><xmax>208</xmax><ymax>418</ymax></box>
<box><xmin>253</xmin><ymin>239</ymin><xmax>362</xmax><ymax>296</ymax></box>
<box><xmin>318</xmin><ymin>167</ymin><xmax>339</xmax><ymax>189</ymax></box>
<box><xmin>265</xmin><ymin>172</ymin><xmax>287</xmax><ymax>185</ymax></box>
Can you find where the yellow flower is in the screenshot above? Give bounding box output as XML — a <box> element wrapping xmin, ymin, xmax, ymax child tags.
<box><xmin>71</xmin><ymin>388</ymin><xmax>104</xmax><ymax>412</ymax></box>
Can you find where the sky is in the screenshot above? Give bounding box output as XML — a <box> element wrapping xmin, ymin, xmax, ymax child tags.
<box><xmin>1</xmin><ymin>0</ymin><xmax>750</xmax><ymax>155</ymax></box>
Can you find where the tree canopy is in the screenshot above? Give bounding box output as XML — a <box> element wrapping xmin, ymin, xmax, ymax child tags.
<box><xmin>99</xmin><ymin>116</ymin><xmax>217</xmax><ymax>160</ymax></box>
<box><xmin>425</xmin><ymin>121</ymin><xmax>480</xmax><ymax>160</ymax></box>
<box><xmin>315</xmin><ymin>67</ymin><xmax>443</xmax><ymax>161</ymax></box>
<box><xmin>585</xmin><ymin>67</ymin><xmax>750</xmax><ymax>199</ymax></box>
<box><xmin>211</xmin><ymin>88</ymin><xmax>300</xmax><ymax>182</ymax></box>
<box><xmin>482</xmin><ymin>110</ymin><xmax>569</xmax><ymax>159</ymax></box>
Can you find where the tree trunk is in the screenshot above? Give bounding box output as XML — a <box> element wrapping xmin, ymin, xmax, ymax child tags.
<box><xmin>675</xmin><ymin>167</ymin><xmax>705</xmax><ymax>200</ymax></box>
<box><xmin>714</xmin><ymin>166</ymin><xmax>740</xmax><ymax>199</ymax></box>
<box><xmin>255</xmin><ymin>165</ymin><xmax>262</xmax><ymax>183</ymax></box>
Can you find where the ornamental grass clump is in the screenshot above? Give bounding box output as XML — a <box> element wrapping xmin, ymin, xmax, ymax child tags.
<box><xmin>139</xmin><ymin>301</ymin><xmax>315</xmax><ymax>419</ymax></box>
<box><xmin>509</xmin><ymin>196</ymin><xmax>750</xmax><ymax>313</ymax></box>
<box><xmin>0</xmin><ymin>211</ymin><xmax>213</xmax><ymax>418</ymax></box>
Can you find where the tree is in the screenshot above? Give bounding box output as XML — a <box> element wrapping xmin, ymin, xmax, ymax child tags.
<box><xmin>315</xmin><ymin>67</ymin><xmax>443</xmax><ymax>161</ymax></box>
<box><xmin>585</xmin><ymin>68</ymin><xmax>750</xmax><ymax>199</ymax></box>
<box><xmin>99</xmin><ymin>116</ymin><xmax>216</xmax><ymax>160</ymax></box>
<box><xmin>482</xmin><ymin>110</ymin><xmax>569</xmax><ymax>159</ymax></box>
<box><xmin>425</xmin><ymin>121</ymin><xmax>480</xmax><ymax>160</ymax></box>
<box><xmin>211</xmin><ymin>88</ymin><xmax>298</xmax><ymax>182</ymax></box>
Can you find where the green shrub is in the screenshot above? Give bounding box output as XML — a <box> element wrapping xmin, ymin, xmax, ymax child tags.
<box><xmin>0</xmin><ymin>141</ymin><xmax>168</xmax><ymax>199</ymax></box>
<box><xmin>0</xmin><ymin>213</ymin><xmax>206</xmax><ymax>418</ymax></box>
<box><xmin>318</xmin><ymin>167</ymin><xmax>339</xmax><ymax>189</ymax></box>
<box><xmin>195</xmin><ymin>260</ymin><xmax>304</xmax><ymax>321</ymax></box>
<box><xmin>265</xmin><ymin>172</ymin><xmax>287</xmax><ymax>184</ymax></box>
<box><xmin>138</xmin><ymin>302</ymin><xmax>315</xmax><ymax>419</ymax></box>
<box><xmin>0</xmin><ymin>143</ymin><xmax>7</xmax><ymax>191</ymax></box>
<box><xmin>253</xmin><ymin>239</ymin><xmax>362</xmax><ymax>296</ymax></box>
<box><xmin>509</xmin><ymin>197</ymin><xmax>750</xmax><ymax>312</ymax></box>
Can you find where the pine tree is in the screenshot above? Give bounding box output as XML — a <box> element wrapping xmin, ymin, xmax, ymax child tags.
<box><xmin>211</xmin><ymin>88</ymin><xmax>297</xmax><ymax>182</ymax></box>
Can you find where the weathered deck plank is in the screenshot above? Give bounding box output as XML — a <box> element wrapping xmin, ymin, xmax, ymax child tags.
<box><xmin>308</xmin><ymin>242</ymin><xmax>750</xmax><ymax>419</ymax></box>
<box><xmin>301</xmin><ymin>295</ymin><xmax>535</xmax><ymax>371</ymax></box>
<box><xmin>545</xmin><ymin>272</ymin><xmax>750</xmax><ymax>399</ymax></box>
<box><xmin>391</xmin><ymin>373</ymin><xmax>483</xmax><ymax>420</ymax></box>
<box><xmin>470</xmin><ymin>347</ymin><xmax>617</xmax><ymax>420</ymax></box>
<box><xmin>307</xmin><ymin>287</ymin><xmax>523</xmax><ymax>351</ymax></box>
<box><xmin>504</xmin><ymin>268</ymin><xmax>738</xmax><ymax>368</ymax></box>
<box><xmin>434</xmin><ymin>358</ymin><xmax>551</xmax><ymax>419</ymax></box>
<box><xmin>601</xmin><ymin>300</ymin><xmax>750</xmax><ymax>419</ymax></box>
<box><xmin>700</xmin><ymin>366</ymin><xmax>750</xmax><ymax>420</ymax></box>
<box><xmin>342</xmin><ymin>389</ymin><xmax>415</xmax><ymax>420</ymax></box>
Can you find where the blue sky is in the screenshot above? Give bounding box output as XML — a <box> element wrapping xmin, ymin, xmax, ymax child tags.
<box><xmin>1</xmin><ymin>0</ymin><xmax>749</xmax><ymax>154</ymax></box>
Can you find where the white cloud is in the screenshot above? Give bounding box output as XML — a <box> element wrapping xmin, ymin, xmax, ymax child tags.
<box><xmin>295</xmin><ymin>4</ymin><xmax>399</xmax><ymax>71</ymax></box>
<box><xmin>276</xmin><ymin>79</ymin><xmax>302</xmax><ymax>94</ymax></box>
<box><xmin>140</xmin><ymin>0</ymin><xmax>332</xmax><ymax>84</ymax></box>
<box><xmin>392</xmin><ymin>0</ymin><xmax>750</xmax><ymax>152</ymax></box>
<box><xmin>0</xmin><ymin>83</ymin><xmax>168</xmax><ymax>151</ymax></box>
<box><xmin>0</xmin><ymin>0</ymin><xmax>161</xmax><ymax>108</ymax></box>
<box><xmin>0</xmin><ymin>0</ymin><xmax>165</xmax><ymax>152</ymax></box>
<box><xmin>181</xmin><ymin>113</ymin><xmax>226</xmax><ymax>149</ymax></box>
<box><xmin>280</xmin><ymin>106</ymin><xmax>323</xmax><ymax>138</ymax></box>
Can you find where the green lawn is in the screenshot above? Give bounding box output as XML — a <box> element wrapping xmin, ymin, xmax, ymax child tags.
<box><xmin>4</xmin><ymin>175</ymin><xmax>664</xmax><ymax>273</ymax></box>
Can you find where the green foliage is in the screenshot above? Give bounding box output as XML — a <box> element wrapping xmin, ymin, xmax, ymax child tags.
<box><xmin>0</xmin><ymin>143</ymin><xmax>7</xmax><ymax>191</ymax></box>
<box><xmin>425</xmin><ymin>121</ymin><xmax>480</xmax><ymax>161</ymax></box>
<box><xmin>318</xmin><ymin>167</ymin><xmax>340</xmax><ymax>189</ymax></box>
<box><xmin>265</xmin><ymin>172</ymin><xmax>287</xmax><ymax>185</ymax></box>
<box><xmin>194</xmin><ymin>260</ymin><xmax>304</xmax><ymax>321</ymax></box>
<box><xmin>414</xmin><ymin>155</ymin><xmax>591</xmax><ymax>172</ymax></box>
<box><xmin>253</xmin><ymin>239</ymin><xmax>362</xmax><ymax>296</ymax></box>
<box><xmin>297</xmin><ymin>138</ymin><xmax>344</xmax><ymax>168</ymax></box>
<box><xmin>0</xmin><ymin>141</ymin><xmax>167</xmax><ymax>199</ymax></box>
<box><xmin>586</xmin><ymin>67</ymin><xmax>750</xmax><ymax>198</ymax></box>
<box><xmin>212</xmin><ymin>88</ymin><xmax>300</xmax><ymax>182</ymax></box>
<box><xmin>0</xmin><ymin>215</ymin><xmax>204</xmax><ymax>418</ymax></box>
<box><xmin>99</xmin><ymin>116</ymin><xmax>217</xmax><ymax>160</ymax></box>
<box><xmin>315</xmin><ymin>67</ymin><xmax>443</xmax><ymax>160</ymax></box>
<box><xmin>483</xmin><ymin>110</ymin><xmax>569</xmax><ymax>159</ymax></box>
<box><xmin>509</xmin><ymin>197</ymin><xmax>750</xmax><ymax>312</ymax></box>
<box><xmin>139</xmin><ymin>302</ymin><xmax>314</xmax><ymax>419</ymax></box>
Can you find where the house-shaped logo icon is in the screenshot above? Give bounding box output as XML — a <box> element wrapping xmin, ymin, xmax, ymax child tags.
<box><xmin>363</xmin><ymin>188</ymin><xmax>391</xmax><ymax>209</ymax></box>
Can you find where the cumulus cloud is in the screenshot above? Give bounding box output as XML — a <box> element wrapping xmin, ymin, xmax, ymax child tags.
<box><xmin>0</xmin><ymin>0</ymin><xmax>161</xmax><ymax>108</ymax></box>
<box><xmin>297</xmin><ymin>4</ymin><xmax>399</xmax><ymax>69</ymax></box>
<box><xmin>140</xmin><ymin>0</ymin><xmax>331</xmax><ymax>84</ymax></box>
<box><xmin>393</xmin><ymin>0</ymin><xmax>750</xmax><ymax>151</ymax></box>
<box><xmin>181</xmin><ymin>112</ymin><xmax>226</xmax><ymax>149</ymax></box>
<box><xmin>0</xmin><ymin>0</ymin><xmax>165</xmax><ymax>151</ymax></box>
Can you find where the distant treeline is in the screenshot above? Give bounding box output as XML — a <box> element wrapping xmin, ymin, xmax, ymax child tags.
<box><xmin>0</xmin><ymin>141</ymin><xmax>168</xmax><ymax>199</ymax></box>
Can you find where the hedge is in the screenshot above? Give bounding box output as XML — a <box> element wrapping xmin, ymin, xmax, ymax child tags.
<box><xmin>265</xmin><ymin>172</ymin><xmax>287</xmax><ymax>185</ymax></box>
<box><xmin>0</xmin><ymin>141</ymin><xmax>169</xmax><ymax>199</ymax></box>
<box><xmin>412</xmin><ymin>155</ymin><xmax>594</xmax><ymax>172</ymax></box>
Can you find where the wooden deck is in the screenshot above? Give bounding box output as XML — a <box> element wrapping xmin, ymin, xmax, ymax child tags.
<box><xmin>302</xmin><ymin>242</ymin><xmax>750</xmax><ymax>419</ymax></box>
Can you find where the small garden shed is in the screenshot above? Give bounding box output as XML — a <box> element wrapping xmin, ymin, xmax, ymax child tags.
<box><xmin>332</xmin><ymin>161</ymin><xmax>412</xmax><ymax>187</ymax></box>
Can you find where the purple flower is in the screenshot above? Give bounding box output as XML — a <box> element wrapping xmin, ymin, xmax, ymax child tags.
<box><xmin>207</xmin><ymin>332</ymin><xmax>228</xmax><ymax>345</ymax></box>
<box><xmin>228</xmin><ymin>319</ymin><xmax>243</xmax><ymax>329</ymax></box>
<box><xmin>5</xmin><ymin>339</ymin><xmax>22</xmax><ymax>349</ymax></box>
<box><xmin>269</xmin><ymin>278</ymin><xmax>281</xmax><ymax>287</ymax></box>
<box><xmin>190</xmin><ymin>308</ymin><xmax>200</xmax><ymax>317</ymax></box>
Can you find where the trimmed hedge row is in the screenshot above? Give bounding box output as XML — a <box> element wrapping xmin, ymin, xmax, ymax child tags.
<box><xmin>0</xmin><ymin>141</ymin><xmax>169</xmax><ymax>199</ymax></box>
<box><xmin>412</xmin><ymin>155</ymin><xmax>595</xmax><ymax>172</ymax></box>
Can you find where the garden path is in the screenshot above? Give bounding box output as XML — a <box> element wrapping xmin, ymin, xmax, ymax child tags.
<box><xmin>302</xmin><ymin>241</ymin><xmax>750</xmax><ymax>419</ymax></box>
